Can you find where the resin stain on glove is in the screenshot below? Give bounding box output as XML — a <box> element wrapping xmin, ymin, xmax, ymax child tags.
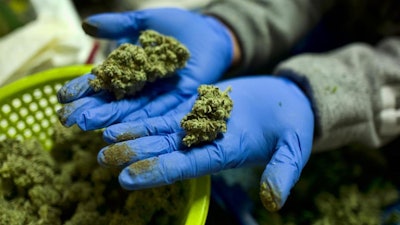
<box><xmin>101</xmin><ymin>143</ymin><xmax>136</xmax><ymax>167</ymax></box>
<box><xmin>260</xmin><ymin>181</ymin><xmax>281</xmax><ymax>212</ymax></box>
<box><xmin>128</xmin><ymin>158</ymin><xmax>157</xmax><ymax>176</ymax></box>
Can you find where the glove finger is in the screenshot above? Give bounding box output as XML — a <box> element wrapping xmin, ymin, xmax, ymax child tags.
<box><xmin>57</xmin><ymin>74</ymin><xmax>96</xmax><ymax>103</ymax></box>
<box><xmin>259</xmin><ymin>133</ymin><xmax>311</xmax><ymax>212</ymax></box>
<box><xmin>57</xmin><ymin>92</ymin><xmax>111</xmax><ymax>128</ymax></box>
<box><xmin>103</xmin><ymin>95</ymin><xmax>196</xmax><ymax>143</ymax></box>
<box><xmin>118</xmin><ymin>142</ymin><xmax>229</xmax><ymax>190</ymax></box>
<box><xmin>98</xmin><ymin>132</ymin><xmax>184</xmax><ymax>168</ymax></box>
<box><xmin>74</xmin><ymin>75</ymin><xmax>179</xmax><ymax>130</ymax></box>
<box><xmin>103</xmin><ymin>113</ymin><xmax>184</xmax><ymax>143</ymax></box>
<box><xmin>121</xmin><ymin>91</ymin><xmax>191</xmax><ymax>122</ymax></box>
<box><xmin>74</xmin><ymin>76</ymin><xmax>194</xmax><ymax>130</ymax></box>
<box><xmin>82</xmin><ymin>12</ymin><xmax>144</xmax><ymax>40</ymax></box>
<box><xmin>75</xmin><ymin>95</ymin><xmax>153</xmax><ymax>131</ymax></box>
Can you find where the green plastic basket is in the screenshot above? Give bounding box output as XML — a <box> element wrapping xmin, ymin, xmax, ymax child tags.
<box><xmin>0</xmin><ymin>65</ymin><xmax>210</xmax><ymax>225</ymax></box>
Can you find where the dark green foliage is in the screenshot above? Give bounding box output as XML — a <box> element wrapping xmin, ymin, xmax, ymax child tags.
<box><xmin>0</xmin><ymin>124</ymin><xmax>189</xmax><ymax>225</ymax></box>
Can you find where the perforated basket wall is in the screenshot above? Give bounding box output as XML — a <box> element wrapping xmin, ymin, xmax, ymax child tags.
<box><xmin>0</xmin><ymin>65</ymin><xmax>93</xmax><ymax>150</ymax></box>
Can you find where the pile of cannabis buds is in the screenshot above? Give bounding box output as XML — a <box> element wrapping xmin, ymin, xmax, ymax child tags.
<box><xmin>0</xmin><ymin>124</ymin><xmax>189</xmax><ymax>225</ymax></box>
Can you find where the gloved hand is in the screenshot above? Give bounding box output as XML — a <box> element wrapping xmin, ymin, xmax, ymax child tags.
<box><xmin>97</xmin><ymin>76</ymin><xmax>315</xmax><ymax>212</ymax></box>
<box><xmin>57</xmin><ymin>7</ymin><xmax>234</xmax><ymax>130</ymax></box>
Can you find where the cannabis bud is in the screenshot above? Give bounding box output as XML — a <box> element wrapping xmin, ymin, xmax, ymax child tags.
<box><xmin>181</xmin><ymin>85</ymin><xmax>233</xmax><ymax>147</ymax></box>
<box><xmin>89</xmin><ymin>30</ymin><xmax>190</xmax><ymax>99</ymax></box>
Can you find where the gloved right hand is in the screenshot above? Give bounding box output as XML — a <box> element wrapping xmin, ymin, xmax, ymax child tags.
<box><xmin>97</xmin><ymin>76</ymin><xmax>315</xmax><ymax>212</ymax></box>
<box><xmin>57</xmin><ymin>7</ymin><xmax>235</xmax><ymax>130</ymax></box>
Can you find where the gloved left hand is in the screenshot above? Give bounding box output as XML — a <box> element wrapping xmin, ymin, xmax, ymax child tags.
<box><xmin>96</xmin><ymin>76</ymin><xmax>315</xmax><ymax>212</ymax></box>
<box><xmin>57</xmin><ymin>8</ymin><xmax>234</xmax><ymax>130</ymax></box>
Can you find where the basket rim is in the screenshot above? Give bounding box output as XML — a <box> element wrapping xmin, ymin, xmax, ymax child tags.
<box><xmin>0</xmin><ymin>65</ymin><xmax>93</xmax><ymax>99</ymax></box>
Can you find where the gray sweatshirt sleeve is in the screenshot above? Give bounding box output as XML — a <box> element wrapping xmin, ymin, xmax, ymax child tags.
<box><xmin>275</xmin><ymin>37</ymin><xmax>400</xmax><ymax>151</ymax></box>
<box><xmin>203</xmin><ymin>0</ymin><xmax>334</xmax><ymax>74</ymax></box>
<box><xmin>205</xmin><ymin>1</ymin><xmax>400</xmax><ymax>152</ymax></box>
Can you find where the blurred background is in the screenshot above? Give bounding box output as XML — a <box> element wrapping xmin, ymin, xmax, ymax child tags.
<box><xmin>2</xmin><ymin>1</ymin><xmax>400</xmax><ymax>225</ymax></box>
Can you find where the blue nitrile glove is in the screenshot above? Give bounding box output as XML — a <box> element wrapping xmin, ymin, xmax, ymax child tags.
<box><xmin>57</xmin><ymin>8</ymin><xmax>234</xmax><ymax>130</ymax></box>
<box><xmin>97</xmin><ymin>76</ymin><xmax>315</xmax><ymax>212</ymax></box>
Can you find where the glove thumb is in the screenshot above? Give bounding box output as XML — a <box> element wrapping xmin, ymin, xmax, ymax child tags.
<box><xmin>259</xmin><ymin>133</ymin><xmax>310</xmax><ymax>212</ymax></box>
<box><xmin>82</xmin><ymin>12</ymin><xmax>144</xmax><ymax>39</ymax></box>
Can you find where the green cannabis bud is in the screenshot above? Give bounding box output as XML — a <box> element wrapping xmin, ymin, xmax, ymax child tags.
<box><xmin>181</xmin><ymin>85</ymin><xmax>233</xmax><ymax>147</ymax></box>
<box><xmin>89</xmin><ymin>30</ymin><xmax>190</xmax><ymax>99</ymax></box>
